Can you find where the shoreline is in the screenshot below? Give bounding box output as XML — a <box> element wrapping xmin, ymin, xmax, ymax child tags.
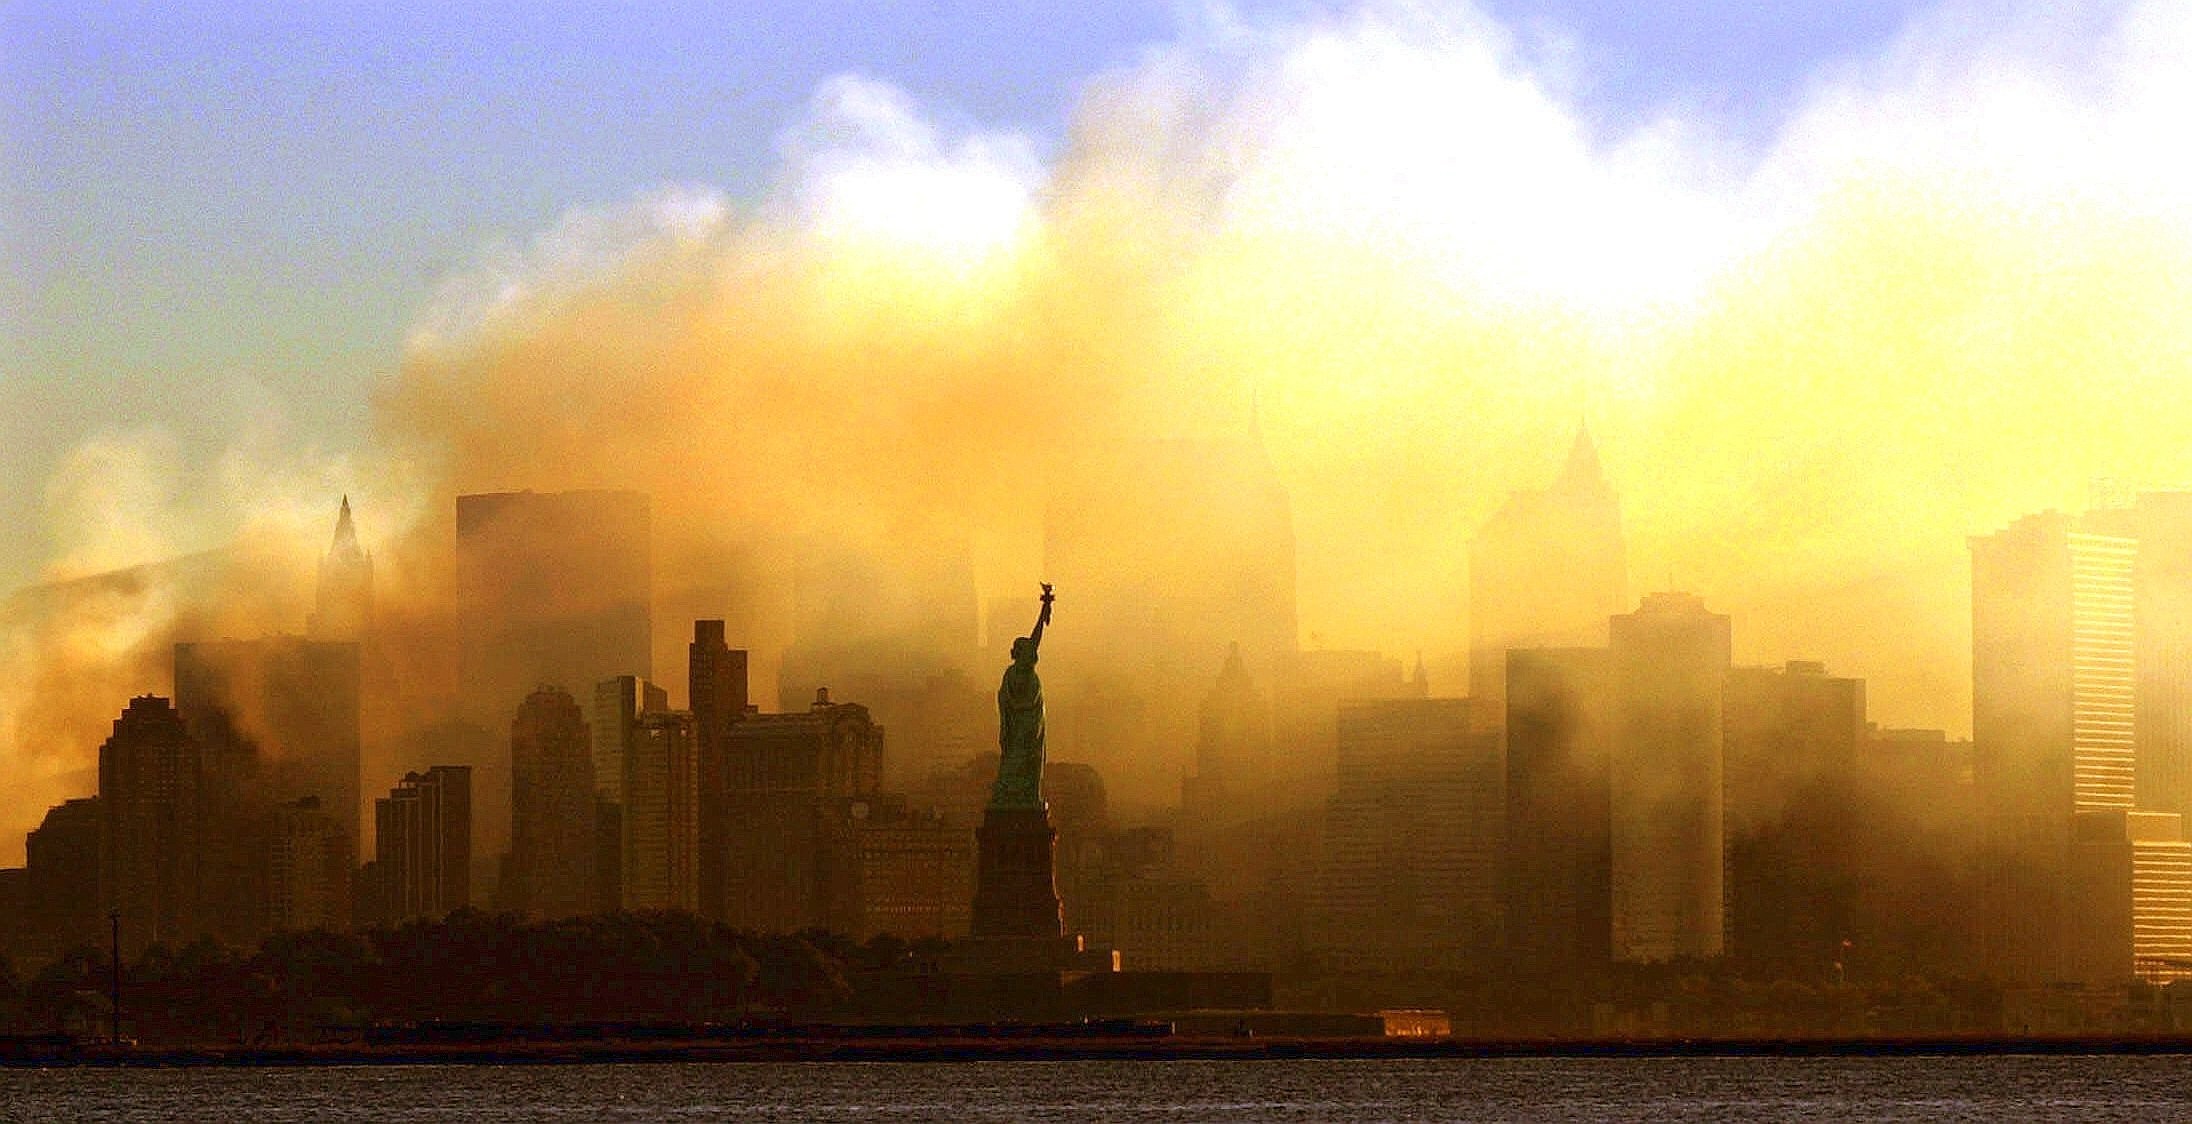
<box><xmin>12</xmin><ymin>1034</ymin><xmax>2192</xmax><ymax>1068</ymax></box>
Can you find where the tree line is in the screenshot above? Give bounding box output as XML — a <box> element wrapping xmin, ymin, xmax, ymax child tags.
<box><xmin>0</xmin><ymin>910</ymin><xmax>937</xmax><ymax>1044</ymax></box>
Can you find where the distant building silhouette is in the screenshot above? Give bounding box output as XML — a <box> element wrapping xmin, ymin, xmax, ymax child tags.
<box><xmin>1971</xmin><ymin>511</ymin><xmax>2137</xmax><ymax>982</ymax></box>
<box><xmin>592</xmin><ymin>674</ymin><xmax>668</xmax><ymax>910</ymax></box>
<box><xmin>1469</xmin><ymin>423</ymin><xmax>1627</xmax><ymax>721</ymax></box>
<box><xmin>1503</xmin><ymin>647</ymin><xmax>1614</xmax><ymax>973</ymax></box>
<box><xmin>507</xmin><ymin>687</ymin><xmax>597</xmax><ymax>919</ymax></box>
<box><xmin>1609</xmin><ymin>593</ymin><xmax>1729</xmax><ymax>962</ymax></box>
<box><xmin>1317</xmin><ymin>697</ymin><xmax>1502</xmax><ymax>970</ymax></box>
<box><xmin>852</xmin><ymin>796</ymin><xmax>974</xmax><ymax>940</ymax></box>
<box><xmin>624</xmin><ymin>709</ymin><xmax>701</xmax><ymax>912</ymax></box>
<box><xmin>688</xmin><ymin>620</ymin><xmax>750</xmax><ymax>922</ymax></box>
<box><xmin>267</xmin><ymin>795</ymin><xmax>353</xmax><ymax>933</ymax></box>
<box><xmin>2066</xmin><ymin>809</ymin><xmax>2192</xmax><ymax>984</ymax></box>
<box><xmin>308</xmin><ymin>495</ymin><xmax>373</xmax><ymax>643</ymax></box>
<box><xmin>718</xmin><ymin>688</ymin><xmax>884</xmax><ymax>933</ymax></box>
<box><xmin>24</xmin><ymin>797</ymin><xmax>103</xmax><ymax>962</ymax></box>
<box><xmin>99</xmin><ymin>695</ymin><xmax>204</xmax><ymax>957</ymax></box>
<box><xmin>364</xmin><ymin>766</ymin><xmax>471</xmax><ymax>924</ymax></box>
<box><xmin>1723</xmin><ymin>660</ymin><xmax>1864</xmax><ymax>977</ymax></box>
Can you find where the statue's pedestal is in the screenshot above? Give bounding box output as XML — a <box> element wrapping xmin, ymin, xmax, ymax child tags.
<box><xmin>971</xmin><ymin>804</ymin><xmax>1066</xmax><ymax>939</ymax></box>
<box><xmin>952</xmin><ymin>803</ymin><xmax>1118</xmax><ymax>975</ymax></box>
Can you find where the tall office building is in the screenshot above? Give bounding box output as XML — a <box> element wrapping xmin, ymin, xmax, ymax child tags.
<box><xmin>267</xmin><ymin>796</ymin><xmax>353</xmax><ymax>933</ymax></box>
<box><xmin>689</xmin><ymin>620</ymin><xmax>751</xmax><ymax>922</ymax></box>
<box><xmin>1608</xmin><ymin>593</ymin><xmax>1730</xmax><ymax>962</ymax></box>
<box><xmin>718</xmin><ymin>689</ymin><xmax>885</xmax><ymax>933</ymax></box>
<box><xmin>1181</xmin><ymin>643</ymin><xmax>1274</xmax><ymax>819</ymax></box>
<box><xmin>507</xmin><ymin>688</ymin><xmax>597</xmax><ymax>919</ymax></box>
<box><xmin>1318</xmin><ymin>697</ymin><xmax>1503</xmax><ymax>969</ymax></box>
<box><xmin>24</xmin><ymin>797</ymin><xmax>103</xmax><ymax>962</ymax></box>
<box><xmin>592</xmin><ymin>676</ymin><xmax>669</xmax><ymax>808</ymax></box>
<box><xmin>1971</xmin><ymin>511</ymin><xmax>2136</xmax><ymax>981</ymax></box>
<box><xmin>2117</xmin><ymin>493</ymin><xmax>2192</xmax><ymax>817</ymax></box>
<box><xmin>1973</xmin><ymin>512</ymin><xmax>2137</xmax><ymax>821</ymax></box>
<box><xmin>2066</xmin><ymin>809</ymin><xmax>2192</xmax><ymax>984</ymax></box>
<box><xmin>1722</xmin><ymin>661</ymin><xmax>1865</xmax><ymax>975</ymax></box>
<box><xmin>455</xmin><ymin>489</ymin><xmax>651</xmax><ymax>855</ymax></box>
<box><xmin>365</xmin><ymin>766</ymin><xmax>472</xmax><ymax>924</ymax></box>
<box><xmin>1469</xmin><ymin>424</ymin><xmax>1627</xmax><ymax>718</ymax></box>
<box><xmin>98</xmin><ymin>695</ymin><xmax>204</xmax><ymax>957</ymax></box>
<box><xmin>622</xmin><ymin>709</ymin><xmax>701</xmax><ymax>912</ymax></box>
<box><xmin>309</xmin><ymin>496</ymin><xmax>373</xmax><ymax>642</ymax></box>
<box><xmin>1503</xmin><ymin>647</ymin><xmax>1614</xmax><ymax>972</ymax></box>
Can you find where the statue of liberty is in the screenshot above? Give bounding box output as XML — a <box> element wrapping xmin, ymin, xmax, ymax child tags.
<box><xmin>990</xmin><ymin>583</ymin><xmax>1054</xmax><ymax>810</ymax></box>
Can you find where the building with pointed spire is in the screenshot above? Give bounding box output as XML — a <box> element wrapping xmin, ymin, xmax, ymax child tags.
<box><xmin>1469</xmin><ymin>423</ymin><xmax>1627</xmax><ymax>722</ymax></box>
<box><xmin>309</xmin><ymin>496</ymin><xmax>374</xmax><ymax>642</ymax></box>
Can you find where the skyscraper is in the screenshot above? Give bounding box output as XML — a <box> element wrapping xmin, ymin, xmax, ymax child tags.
<box><xmin>309</xmin><ymin>495</ymin><xmax>373</xmax><ymax>643</ymax></box>
<box><xmin>1318</xmin><ymin>697</ymin><xmax>1503</xmax><ymax>969</ymax></box>
<box><xmin>1722</xmin><ymin>660</ymin><xmax>1865</xmax><ymax>975</ymax></box>
<box><xmin>98</xmin><ymin>695</ymin><xmax>203</xmax><ymax>957</ymax></box>
<box><xmin>2066</xmin><ymin>809</ymin><xmax>2192</xmax><ymax>985</ymax></box>
<box><xmin>1973</xmin><ymin>512</ymin><xmax>2137</xmax><ymax>822</ymax></box>
<box><xmin>591</xmin><ymin>674</ymin><xmax>669</xmax><ymax>908</ymax></box>
<box><xmin>718</xmin><ymin>689</ymin><xmax>884</xmax><ymax>933</ymax></box>
<box><xmin>1503</xmin><ymin>646</ymin><xmax>1614</xmax><ymax>973</ymax></box>
<box><xmin>1469</xmin><ymin>423</ymin><xmax>1627</xmax><ymax>719</ymax></box>
<box><xmin>1608</xmin><ymin>592</ymin><xmax>1730</xmax><ymax>962</ymax></box>
<box><xmin>1182</xmin><ymin>643</ymin><xmax>1273</xmax><ymax>819</ymax></box>
<box><xmin>689</xmin><ymin>620</ymin><xmax>751</xmax><ymax>922</ymax></box>
<box><xmin>267</xmin><ymin>796</ymin><xmax>353</xmax><ymax>933</ymax></box>
<box><xmin>623</xmin><ymin>709</ymin><xmax>700</xmax><ymax>912</ymax></box>
<box><xmin>507</xmin><ymin>687</ymin><xmax>597</xmax><ymax>919</ymax></box>
<box><xmin>1971</xmin><ymin>511</ymin><xmax>2136</xmax><ymax>981</ymax></box>
<box><xmin>2124</xmin><ymin>493</ymin><xmax>2192</xmax><ymax>817</ymax></box>
<box><xmin>24</xmin><ymin>797</ymin><xmax>103</xmax><ymax>962</ymax></box>
<box><xmin>365</xmin><ymin>766</ymin><xmax>471</xmax><ymax>924</ymax></box>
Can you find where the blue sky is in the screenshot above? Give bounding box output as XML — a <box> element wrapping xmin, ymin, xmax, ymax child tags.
<box><xmin>2</xmin><ymin>0</ymin><xmax>1941</xmax><ymax>590</ymax></box>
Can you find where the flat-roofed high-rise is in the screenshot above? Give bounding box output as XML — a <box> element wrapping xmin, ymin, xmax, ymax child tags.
<box><xmin>1608</xmin><ymin>593</ymin><xmax>1730</xmax><ymax>963</ymax></box>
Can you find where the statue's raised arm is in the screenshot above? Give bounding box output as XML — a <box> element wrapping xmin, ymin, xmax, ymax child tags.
<box><xmin>1029</xmin><ymin>582</ymin><xmax>1054</xmax><ymax>651</ymax></box>
<box><xmin>991</xmin><ymin>582</ymin><xmax>1055</xmax><ymax>811</ymax></box>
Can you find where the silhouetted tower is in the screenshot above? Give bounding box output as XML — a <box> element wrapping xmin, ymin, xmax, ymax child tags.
<box><xmin>1972</xmin><ymin>510</ymin><xmax>2137</xmax><ymax>982</ymax></box>
<box><xmin>25</xmin><ymin>797</ymin><xmax>104</xmax><ymax>960</ymax></box>
<box><xmin>1191</xmin><ymin>643</ymin><xmax>1273</xmax><ymax>811</ymax></box>
<box><xmin>508</xmin><ymin>687</ymin><xmax>597</xmax><ymax>919</ymax></box>
<box><xmin>1503</xmin><ymin>646</ymin><xmax>1614</xmax><ymax>973</ymax></box>
<box><xmin>367</xmin><ymin>765</ymin><xmax>471</xmax><ymax>923</ymax></box>
<box><xmin>98</xmin><ymin>696</ymin><xmax>204</xmax><ymax>958</ymax></box>
<box><xmin>690</xmin><ymin>620</ymin><xmax>750</xmax><ymax>921</ymax></box>
<box><xmin>1470</xmin><ymin>423</ymin><xmax>1627</xmax><ymax>721</ymax></box>
<box><xmin>309</xmin><ymin>495</ymin><xmax>374</xmax><ymax>642</ymax></box>
<box><xmin>1608</xmin><ymin>592</ymin><xmax>1729</xmax><ymax>962</ymax></box>
<box><xmin>1723</xmin><ymin>660</ymin><xmax>1865</xmax><ymax>975</ymax></box>
<box><xmin>1318</xmin><ymin>697</ymin><xmax>1502</xmax><ymax>968</ymax></box>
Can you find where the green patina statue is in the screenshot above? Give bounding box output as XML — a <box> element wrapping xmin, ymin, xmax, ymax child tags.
<box><xmin>989</xmin><ymin>582</ymin><xmax>1054</xmax><ymax>810</ymax></box>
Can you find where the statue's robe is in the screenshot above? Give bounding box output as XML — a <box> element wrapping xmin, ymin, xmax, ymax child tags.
<box><xmin>991</xmin><ymin>657</ymin><xmax>1045</xmax><ymax>809</ymax></box>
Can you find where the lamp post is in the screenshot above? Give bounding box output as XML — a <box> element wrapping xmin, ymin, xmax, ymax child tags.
<box><xmin>108</xmin><ymin>910</ymin><xmax>122</xmax><ymax>1046</ymax></box>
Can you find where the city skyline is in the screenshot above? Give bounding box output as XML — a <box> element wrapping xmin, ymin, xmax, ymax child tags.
<box><xmin>9</xmin><ymin>4</ymin><xmax>2192</xmax><ymax>812</ymax></box>
<box><xmin>10</xmin><ymin>0</ymin><xmax>2192</xmax><ymax>1051</ymax></box>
